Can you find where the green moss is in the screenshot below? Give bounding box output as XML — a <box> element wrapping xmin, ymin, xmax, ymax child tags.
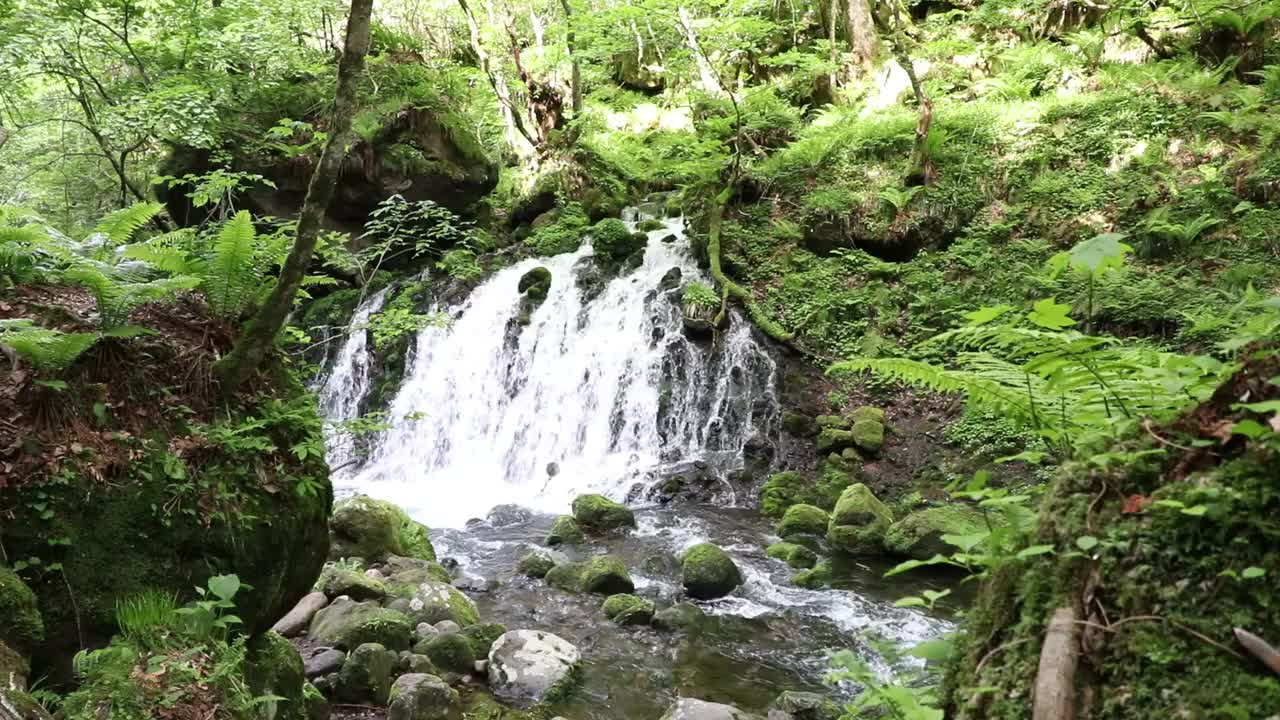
<box><xmin>760</xmin><ymin>471</ymin><xmax>808</xmax><ymax>517</ymax></box>
<box><xmin>245</xmin><ymin>631</ymin><xmax>309</xmax><ymax>720</ymax></box>
<box><xmin>601</xmin><ymin>593</ymin><xmax>655</xmax><ymax>625</ymax></box>
<box><xmin>781</xmin><ymin>411</ymin><xmax>816</xmax><ymax>436</ymax></box>
<box><xmin>776</xmin><ymin>504</ymin><xmax>829</xmax><ymax>539</ymax></box>
<box><xmin>330</xmin><ymin>495</ymin><xmax>436</xmax><ymax>562</ymax></box>
<box><xmin>884</xmin><ymin>505</ymin><xmax>989</xmax><ymax>560</ymax></box>
<box><xmin>310</xmin><ymin>599</ymin><xmax>414</xmax><ymax>651</ymax></box>
<box><xmin>316</xmin><ymin>565</ymin><xmax>388</xmax><ymax>601</ymax></box>
<box><xmin>766</xmin><ymin>542</ymin><xmax>818</xmax><ymax>569</ymax></box>
<box><xmin>424</xmin><ymin>632</ymin><xmax>476</xmax><ymax>674</ymax></box>
<box><xmin>681</xmin><ymin>543</ymin><xmax>742</xmax><ymax>600</ymax></box>
<box><xmin>545</xmin><ymin>515</ymin><xmax>584</xmax><ymax>546</ymax></box>
<box><xmin>636</xmin><ymin>218</ymin><xmax>666</xmax><ymax>232</ymax></box>
<box><xmin>791</xmin><ymin>561</ymin><xmax>833</xmax><ymax>589</ymax></box>
<box><xmin>544</xmin><ymin>562</ymin><xmax>585</xmax><ymax>593</ymax></box>
<box><xmin>590</xmin><ymin>218</ymin><xmax>644</xmax><ymax>261</ymax></box>
<box><xmin>850</xmin><ymin>418</ymin><xmax>884</xmax><ymax>453</ymax></box>
<box><xmin>826</xmin><ymin>484</ymin><xmax>893</xmax><ymax>556</ymax></box>
<box><xmin>461</xmin><ymin>623</ymin><xmax>506</xmax><ymax>660</ymax></box>
<box><xmin>336</xmin><ymin>642</ymin><xmax>395</xmax><ymax>705</ymax></box>
<box><xmin>580</xmin><ymin>555</ymin><xmax>635</xmax><ymax>594</ymax></box>
<box><xmin>515</xmin><ymin>551</ymin><xmax>557</xmax><ymax>578</ymax></box>
<box><xmin>0</xmin><ymin>568</ymin><xmax>43</xmax><ymax>653</ymax></box>
<box><xmin>571</xmin><ymin>494</ymin><xmax>636</xmax><ymax>532</ymax></box>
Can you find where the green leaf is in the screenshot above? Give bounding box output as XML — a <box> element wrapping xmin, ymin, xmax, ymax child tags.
<box><xmin>1076</xmin><ymin>535</ymin><xmax>1099</xmax><ymax>551</ymax></box>
<box><xmin>965</xmin><ymin>305</ymin><xmax>1014</xmax><ymax>326</ymax></box>
<box><xmin>894</xmin><ymin>596</ymin><xmax>927</xmax><ymax>608</ymax></box>
<box><xmin>1234</xmin><ymin>400</ymin><xmax>1280</xmax><ymax>413</ymax></box>
<box><xmin>907</xmin><ymin>637</ymin><xmax>955</xmax><ymax>662</ymax></box>
<box><xmin>1016</xmin><ymin>544</ymin><xmax>1055</xmax><ymax>559</ymax></box>
<box><xmin>1231</xmin><ymin>419</ymin><xmax>1267</xmax><ymax>439</ymax></box>
<box><xmin>206</xmin><ymin>574</ymin><xmax>241</xmax><ymax>602</ymax></box>
<box><xmin>1180</xmin><ymin>504</ymin><xmax>1209</xmax><ymax>517</ymax></box>
<box><xmin>885</xmin><ymin>554</ymin><xmax>952</xmax><ymax>577</ymax></box>
<box><xmin>943</xmin><ymin>532</ymin><xmax>990</xmax><ymax>553</ymax></box>
<box><xmin>1028</xmin><ymin>298</ymin><xmax>1076</xmax><ymax>330</ymax></box>
<box><xmin>1065</xmin><ymin>233</ymin><xmax>1130</xmax><ymax>275</ymax></box>
<box><xmin>1242</xmin><ymin>566</ymin><xmax>1266</xmax><ymax>579</ymax></box>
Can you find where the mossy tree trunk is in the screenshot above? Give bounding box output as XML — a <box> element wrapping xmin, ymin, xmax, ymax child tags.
<box><xmin>846</xmin><ymin>0</ymin><xmax>880</xmax><ymax>66</ymax></box>
<box><xmin>213</xmin><ymin>0</ymin><xmax>375</xmax><ymax>392</ymax></box>
<box><xmin>890</xmin><ymin>3</ymin><xmax>934</xmax><ymax>185</ymax></box>
<box><xmin>559</xmin><ymin>0</ymin><xmax>583</xmax><ymax>114</ymax></box>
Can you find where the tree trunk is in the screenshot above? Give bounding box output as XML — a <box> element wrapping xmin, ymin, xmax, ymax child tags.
<box><xmin>559</xmin><ymin>0</ymin><xmax>583</xmax><ymax>114</ymax></box>
<box><xmin>678</xmin><ymin>6</ymin><xmax>723</xmax><ymax>96</ymax></box>
<box><xmin>890</xmin><ymin>4</ymin><xmax>934</xmax><ymax>185</ymax></box>
<box><xmin>845</xmin><ymin>0</ymin><xmax>880</xmax><ymax>65</ymax></box>
<box><xmin>459</xmin><ymin>0</ymin><xmax>537</xmax><ymax>155</ymax></box>
<box><xmin>213</xmin><ymin>0</ymin><xmax>375</xmax><ymax>392</ymax></box>
<box><xmin>827</xmin><ymin>0</ymin><xmax>839</xmax><ymax>90</ymax></box>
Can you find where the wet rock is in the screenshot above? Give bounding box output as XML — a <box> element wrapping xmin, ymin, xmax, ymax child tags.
<box><xmin>317</xmin><ymin>565</ymin><xmax>388</xmax><ymax>602</ymax></box>
<box><xmin>245</xmin><ymin>631</ymin><xmax>311</xmax><ymax>720</ymax></box>
<box><xmin>781</xmin><ymin>411</ymin><xmax>817</xmax><ymax>437</ymax></box>
<box><xmin>659</xmin><ymin>267</ymin><xmax>683</xmax><ymax>292</ymax></box>
<box><xmin>776</xmin><ymin>504</ymin><xmax>829</xmax><ymax>539</ymax></box>
<box><xmin>309</xmin><ymin>597</ymin><xmax>413</xmax><ymax>651</ymax></box>
<box><xmin>765</xmin><ymin>542</ymin><xmax>818</xmax><ymax>569</ymax></box>
<box><xmin>546</xmin><ymin>515</ymin><xmax>584</xmax><ymax>546</ymax></box>
<box><xmin>791</xmin><ymin>561</ymin><xmax>833</xmax><ymax>589</ymax></box>
<box><xmin>661</xmin><ymin>233</ymin><xmax>679</xmax><ymax>243</ymax></box>
<box><xmin>547</xmin><ymin>555</ymin><xmax>635</xmax><ymax>594</ymax></box>
<box><xmin>486</xmin><ymin>504</ymin><xmax>534</xmax><ymax>527</ymax></box>
<box><xmin>602</xmin><ymin>593</ymin><xmax>656</xmax><ymax>625</ymax></box>
<box><xmin>388</xmin><ymin>673</ymin><xmax>458</xmax><ymax>720</ymax></box>
<box><xmin>330</xmin><ymin>495</ymin><xmax>435</xmax><ymax>563</ymax></box>
<box><xmin>516</xmin><ymin>549</ymin><xmax>561</xmax><ymax>578</ymax></box>
<box><xmin>451</xmin><ymin>574</ymin><xmax>496</xmax><ymax>593</ymax></box>
<box><xmin>414</xmin><ymin>623</ymin><xmax>440</xmax><ymax>642</ymax></box>
<box><xmin>461</xmin><ymin>623</ymin><xmax>508</xmax><ymax>660</ymax></box>
<box><xmin>653</xmin><ymin>602</ymin><xmax>706</xmax><ymax>632</ymax></box>
<box><xmin>487</xmin><ymin>630</ymin><xmax>582</xmax><ymax>707</ymax></box>
<box><xmin>335</xmin><ymin>642</ymin><xmax>396</xmax><ymax>704</ymax></box>
<box><xmin>885</xmin><ymin>505</ymin><xmax>990</xmax><ymax>559</ymax></box>
<box><xmin>406</xmin><ymin>581</ymin><xmax>480</xmax><ymax>627</ymax></box>
<box><xmin>304</xmin><ymin>648</ymin><xmax>347</xmax><ymax>678</ymax></box>
<box><xmin>273</xmin><ymin>591</ymin><xmax>329</xmax><ymax>637</ymax></box>
<box><xmin>591</xmin><ymin>218</ymin><xmax>646</xmax><ymax>262</ymax></box>
<box><xmin>571</xmin><ymin>494</ymin><xmax>637</xmax><ymax>533</ymax></box>
<box><xmin>826</xmin><ymin>484</ymin><xmax>893</xmax><ymax>555</ymax></box>
<box><xmin>770</xmin><ymin>691</ymin><xmax>841</xmax><ymax>720</ymax></box>
<box><xmin>682</xmin><ymin>316</ymin><xmax>718</xmax><ymax>340</ymax></box>
<box><xmin>660</xmin><ymin>698</ymin><xmax>762</xmax><ymax>720</ymax></box>
<box><xmin>423</xmin><ymin>632</ymin><xmax>475</xmax><ymax>674</ymax></box>
<box><xmin>681</xmin><ymin>544</ymin><xmax>742</xmax><ymax>600</ymax></box>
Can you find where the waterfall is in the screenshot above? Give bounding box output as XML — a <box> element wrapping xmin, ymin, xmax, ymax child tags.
<box><xmin>319</xmin><ymin>212</ymin><xmax>779</xmax><ymax>528</ymax></box>
<box><xmin>316</xmin><ymin>286</ymin><xmax>388</xmax><ymax>477</ymax></box>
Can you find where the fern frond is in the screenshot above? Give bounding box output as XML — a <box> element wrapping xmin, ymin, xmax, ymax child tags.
<box><xmin>122</xmin><ymin>243</ymin><xmax>195</xmax><ymax>274</ymax></box>
<box><xmin>0</xmin><ymin>319</ymin><xmax>98</xmax><ymax>372</ymax></box>
<box><xmin>94</xmin><ymin>202</ymin><xmax>164</xmax><ymax>245</ymax></box>
<box><xmin>831</xmin><ymin>356</ymin><xmax>1039</xmax><ymax>420</ymax></box>
<box><xmin>203</xmin><ymin>211</ymin><xmax>263</xmax><ymax>319</ymax></box>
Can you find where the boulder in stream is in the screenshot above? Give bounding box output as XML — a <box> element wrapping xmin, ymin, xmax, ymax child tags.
<box><xmin>317</xmin><ymin>565</ymin><xmax>389</xmax><ymax>601</ymax></box>
<box><xmin>769</xmin><ymin>691</ymin><xmax>841</xmax><ymax>720</ymax></box>
<box><xmin>487</xmin><ymin>630</ymin><xmax>582</xmax><ymax>706</ymax></box>
<box><xmin>546</xmin><ymin>555</ymin><xmax>635</xmax><ymax>594</ymax></box>
<box><xmin>602</xmin><ymin>593</ymin><xmax>656</xmax><ymax>625</ymax></box>
<box><xmin>330</xmin><ymin>495</ymin><xmax>436</xmax><ymax>563</ymax></box>
<box><xmin>765</xmin><ymin>542</ymin><xmax>818</xmax><ymax>569</ymax></box>
<box><xmin>405</xmin><ymin>581</ymin><xmax>480</xmax><ymax>627</ymax></box>
<box><xmin>516</xmin><ymin>549</ymin><xmax>561</xmax><ymax>578</ymax></box>
<box><xmin>653</xmin><ymin>602</ymin><xmax>706</xmax><ymax>632</ymax></box>
<box><xmin>680</xmin><ymin>544</ymin><xmax>743</xmax><ymax>599</ymax></box>
<box><xmin>388</xmin><ymin>673</ymin><xmax>458</xmax><ymax>720</ymax></box>
<box><xmin>546</xmin><ymin>515</ymin><xmax>585</xmax><ymax>545</ymax></box>
<box><xmin>659</xmin><ymin>698</ymin><xmax>762</xmax><ymax>720</ymax></box>
<box><xmin>776</xmin><ymin>504</ymin><xmax>829</xmax><ymax>539</ymax></box>
<box><xmin>884</xmin><ymin>504</ymin><xmax>990</xmax><ymax>559</ymax></box>
<box><xmin>309</xmin><ymin>597</ymin><xmax>414</xmax><ymax>651</ymax></box>
<box><xmin>825</xmin><ymin>483</ymin><xmax>893</xmax><ymax>555</ymax></box>
<box><xmin>335</xmin><ymin>642</ymin><xmax>396</xmax><ymax>704</ymax></box>
<box><xmin>422</xmin><ymin>632</ymin><xmax>475</xmax><ymax>674</ymax></box>
<box><xmin>571</xmin><ymin>493</ymin><xmax>637</xmax><ymax>533</ymax></box>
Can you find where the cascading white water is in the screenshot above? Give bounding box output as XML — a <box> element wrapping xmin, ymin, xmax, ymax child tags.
<box><xmin>322</xmin><ymin>213</ymin><xmax>779</xmax><ymax>528</ymax></box>
<box><xmin>316</xmin><ymin>285</ymin><xmax>389</xmax><ymax>475</ymax></box>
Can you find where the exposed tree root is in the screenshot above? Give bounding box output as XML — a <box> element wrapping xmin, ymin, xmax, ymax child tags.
<box><xmin>1033</xmin><ymin>606</ymin><xmax>1080</xmax><ymax>720</ymax></box>
<box><xmin>707</xmin><ymin>187</ymin><xmax>795</xmax><ymax>344</ymax></box>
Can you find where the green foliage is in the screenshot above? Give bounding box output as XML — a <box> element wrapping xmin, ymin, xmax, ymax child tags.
<box><xmin>681</xmin><ymin>281</ymin><xmax>719</xmax><ymax>316</ymax></box>
<box><xmin>0</xmin><ymin>319</ymin><xmax>98</xmax><ymax>372</ymax></box>
<box><xmin>203</xmin><ymin>211</ymin><xmax>264</xmax><ymax>319</ymax></box>
<box><xmin>525</xmin><ymin>203</ymin><xmax>589</xmax><ymax>256</ymax></box>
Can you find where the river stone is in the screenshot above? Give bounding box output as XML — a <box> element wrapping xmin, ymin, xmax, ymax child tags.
<box><xmin>335</xmin><ymin>643</ymin><xmax>396</xmax><ymax>704</ymax></box>
<box><xmin>602</xmin><ymin>593</ymin><xmax>655</xmax><ymax>625</ymax></box>
<box><xmin>660</xmin><ymin>698</ymin><xmax>761</xmax><ymax>720</ymax></box>
<box><xmin>487</xmin><ymin>504</ymin><xmax>534</xmax><ymax>527</ymax></box>
<box><xmin>415</xmin><ymin>622</ymin><xmax>440</xmax><ymax>642</ymax></box>
<box><xmin>406</xmin><ymin>581</ymin><xmax>480</xmax><ymax>626</ymax></box>
<box><xmin>516</xmin><ymin>549</ymin><xmax>561</xmax><ymax>578</ymax></box>
<box><xmin>330</xmin><ymin>495</ymin><xmax>435</xmax><ymax>563</ymax></box>
<box><xmin>681</xmin><ymin>544</ymin><xmax>742</xmax><ymax>600</ymax></box>
<box><xmin>388</xmin><ymin>673</ymin><xmax>457</xmax><ymax>720</ymax></box>
<box><xmin>769</xmin><ymin>691</ymin><xmax>841</xmax><ymax>720</ymax></box>
<box><xmin>826</xmin><ymin>483</ymin><xmax>893</xmax><ymax>555</ymax></box>
<box><xmin>309</xmin><ymin>597</ymin><xmax>414</xmax><ymax>651</ymax></box>
<box><xmin>273</xmin><ymin>591</ymin><xmax>329</xmax><ymax>637</ymax></box>
<box><xmin>776</xmin><ymin>504</ymin><xmax>829</xmax><ymax>539</ymax></box>
<box><xmin>304</xmin><ymin>648</ymin><xmax>346</xmax><ymax>678</ymax></box>
<box><xmin>653</xmin><ymin>602</ymin><xmax>706</xmax><ymax>632</ymax></box>
<box><xmin>884</xmin><ymin>505</ymin><xmax>989</xmax><ymax>559</ymax></box>
<box><xmin>434</xmin><ymin>620</ymin><xmax>462</xmax><ymax>635</ymax></box>
<box><xmin>424</xmin><ymin>632</ymin><xmax>476</xmax><ymax>674</ymax></box>
<box><xmin>546</xmin><ymin>515</ymin><xmax>584</xmax><ymax>545</ymax></box>
<box><xmin>317</xmin><ymin>565</ymin><xmax>388</xmax><ymax>601</ymax></box>
<box><xmin>765</xmin><ymin>542</ymin><xmax>818</xmax><ymax>569</ymax></box>
<box><xmin>571</xmin><ymin>494</ymin><xmax>637</xmax><ymax>532</ymax></box>
<box><xmin>400</xmin><ymin>653</ymin><xmax>436</xmax><ymax>675</ymax></box>
<box><xmin>487</xmin><ymin>630</ymin><xmax>582</xmax><ymax>707</ymax></box>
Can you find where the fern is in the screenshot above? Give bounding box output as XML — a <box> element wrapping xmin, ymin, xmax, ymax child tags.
<box><xmin>0</xmin><ymin>319</ymin><xmax>98</xmax><ymax>372</ymax></box>
<box><xmin>202</xmin><ymin>210</ymin><xmax>263</xmax><ymax>319</ymax></box>
<box><xmin>93</xmin><ymin>202</ymin><xmax>164</xmax><ymax>246</ymax></box>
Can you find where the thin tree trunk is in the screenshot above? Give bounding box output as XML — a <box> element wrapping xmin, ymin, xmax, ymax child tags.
<box><xmin>845</xmin><ymin>0</ymin><xmax>879</xmax><ymax>65</ymax></box>
<box><xmin>890</xmin><ymin>4</ymin><xmax>933</xmax><ymax>185</ymax></box>
<box><xmin>214</xmin><ymin>0</ymin><xmax>375</xmax><ymax>392</ymax></box>
<box><xmin>678</xmin><ymin>6</ymin><xmax>723</xmax><ymax>96</ymax></box>
<box><xmin>559</xmin><ymin>0</ymin><xmax>583</xmax><ymax>114</ymax></box>
<box><xmin>827</xmin><ymin>0</ymin><xmax>840</xmax><ymax>90</ymax></box>
<box><xmin>459</xmin><ymin>0</ymin><xmax>537</xmax><ymax>153</ymax></box>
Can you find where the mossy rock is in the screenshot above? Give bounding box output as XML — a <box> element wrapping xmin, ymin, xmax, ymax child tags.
<box><xmin>461</xmin><ymin>623</ymin><xmax>507</xmax><ymax>659</ymax></box>
<box><xmin>580</xmin><ymin>555</ymin><xmax>635</xmax><ymax>594</ymax></box>
<box><xmin>601</xmin><ymin>593</ymin><xmax>655</xmax><ymax>625</ymax></box>
<box><xmin>781</xmin><ymin>411</ymin><xmax>817</xmax><ymax>437</ymax></box>
<box><xmin>771</xmin><ymin>691</ymin><xmax>841</xmax><ymax>720</ymax></box>
<box><xmin>404</xmin><ymin>581</ymin><xmax>479</xmax><ymax>627</ymax></box>
<box><xmin>816</xmin><ymin>428</ymin><xmax>856</xmax><ymax>453</ymax></box>
<box><xmin>424</xmin><ymin>632</ymin><xmax>476</xmax><ymax>674</ymax></box>
<box><xmin>546</xmin><ymin>515</ymin><xmax>584</xmax><ymax>546</ymax></box>
<box><xmin>544</xmin><ymin>562</ymin><xmax>586</xmax><ymax>593</ymax></box>
<box><xmin>571</xmin><ymin>494</ymin><xmax>636</xmax><ymax>533</ymax></box>
<box><xmin>850</xmin><ymin>419</ymin><xmax>884</xmax><ymax>454</ymax></box>
<box><xmin>330</xmin><ymin>495</ymin><xmax>435</xmax><ymax>563</ymax></box>
<box><xmin>309</xmin><ymin>598</ymin><xmax>414</xmax><ymax>651</ymax></box>
<box><xmin>245</xmin><ymin>631</ymin><xmax>311</xmax><ymax>720</ymax></box>
<box><xmin>884</xmin><ymin>505</ymin><xmax>989</xmax><ymax>560</ymax></box>
<box><xmin>766</xmin><ymin>542</ymin><xmax>818</xmax><ymax>569</ymax></box>
<box><xmin>0</xmin><ymin>640</ymin><xmax>29</xmax><ymax>689</ymax></box>
<box><xmin>389</xmin><ymin>673</ymin><xmax>458</xmax><ymax>720</ymax></box>
<box><xmin>791</xmin><ymin>561</ymin><xmax>833</xmax><ymax>589</ymax></box>
<box><xmin>335</xmin><ymin>642</ymin><xmax>396</xmax><ymax>704</ymax></box>
<box><xmin>515</xmin><ymin>550</ymin><xmax>558</xmax><ymax>578</ymax></box>
<box><xmin>815</xmin><ymin>414</ymin><xmax>850</xmax><ymax>431</ymax></box>
<box><xmin>590</xmin><ymin>218</ymin><xmax>645</xmax><ymax>261</ymax></box>
<box><xmin>383</xmin><ymin>556</ymin><xmax>454</xmax><ymax>597</ymax></box>
<box><xmin>848</xmin><ymin>406</ymin><xmax>885</xmax><ymax>425</ymax></box>
<box><xmin>0</xmin><ymin>568</ymin><xmax>43</xmax><ymax>654</ymax></box>
<box><xmin>636</xmin><ymin>218</ymin><xmax>666</xmax><ymax>232</ymax></box>
<box><xmin>316</xmin><ymin>565</ymin><xmax>388</xmax><ymax>601</ymax></box>
<box><xmin>826</xmin><ymin>484</ymin><xmax>893</xmax><ymax>556</ymax></box>
<box><xmin>760</xmin><ymin>471</ymin><xmax>808</xmax><ymax>518</ymax></box>
<box><xmin>681</xmin><ymin>543</ymin><xmax>742</xmax><ymax>599</ymax></box>
<box><xmin>517</xmin><ymin>266</ymin><xmax>552</xmax><ymax>293</ymax></box>
<box><xmin>776</xmin><ymin>504</ymin><xmax>830</xmax><ymax>539</ymax></box>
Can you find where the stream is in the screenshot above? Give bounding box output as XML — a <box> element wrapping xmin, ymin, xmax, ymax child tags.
<box><xmin>315</xmin><ymin>202</ymin><xmax>951</xmax><ymax>718</ymax></box>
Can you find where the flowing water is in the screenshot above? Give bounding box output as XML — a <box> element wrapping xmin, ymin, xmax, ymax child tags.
<box><xmin>314</xmin><ymin>205</ymin><xmax>950</xmax><ymax>718</ymax></box>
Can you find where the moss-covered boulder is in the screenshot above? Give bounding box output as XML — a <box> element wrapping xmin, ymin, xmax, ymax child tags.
<box><xmin>770</xmin><ymin>691</ymin><xmax>841</xmax><ymax>720</ymax></box>
<box><xmin>590</xmin><ymin>218</ymin><xmax>646</xmax><ymax>261</ymax></box>
<box><xmin>766</xmin><ymin>542</ymin><xmax>818</xmax><ymax>569</ymax></box>
<box><xmin>460</xmin><ymin>623</ymin><xmax>507</xmax><ymax>660</ymax></box>
<box><xmin>316</xmin><ymin>565</ymin><xmax>388</xmax><ymax>601</ymax></box>
<box><xmin>404</xmin><ymin>581</ymin><xmax>479</xmax><ymax>627</ymax></box>
<box><xmin>847</xmin><ymin>406</ymin><xmax>885</xmax><ymax>453</ymax></box>
<box><xmin>423</xmin><ymin>632</ymin><xmax>476</xmax><ymax>674</ymax></box>
<box><xmin>517</xmin><ymin>266</ymin><xmax>552</xmax><ymax>294</ymax></box>
<box><xmin>815</xmin><ymin>414</ymin><xmax>850</xmax><ymax>430</ymax></box>
<box><xmin>781</xmin><ymin>411</ymin><xmax>817</xmax><ymax>437</ymax></box>
<box><xmin>776</xmin><ymin>504</ymin><xmax>829</xmax><ymax>539</ymax></box>
<box><xmin>681</xmin><ymin>544</ymin><xmax>743</xmax><ymax>599</ymax></box>
<box><xmin>791</xmin><ymin>561</ymin><xmax>833</xmax><ymax>589</ymax></box>
<box><xmin>330</xmin><ymin>495</ymin><xmax>435</xmax><ymax>563</ymax></box>
<box><xmin>884</xmin><ymin>505</ymin><xmax>988</xmax><ymax>560</ymax></box>
<box><xmin>388</xmin><ymin>673</ymin><xmax>458</xmax><ymax>720</ymax></box>
<box><xmin>816</xmin><ymin>428</ymin><xmax>856</xmax><ymax>453</ymax></box>
<box><xmin>246</xmin><ymin>631</ymin><xmax>315</xmax><ymax>720</ymax></box>
<box><xmin>335</xmin><ymin>642</ymin><xmax>396</xmax><ymax>704</ymax></box>
<box><xmin>309</xmin><ymin>598</ymin><xmax>414</xmax><ymax>651</ymax></box>
<box><xmin>515</xmin><ymin>550</ymin><xmax>558</xmax><ymax>578</ymax></box>
<box><xmin>601</xmin><ymin>594</ymin><xmax>655</xmax><ymax>625</ymax></box>
<box><xmin>545</xmin><ymin>556</ymin><xmax>634</xmax><ymax>594</ymax></box>
<box><xmin>826</xmin><ymin>484</ymin><xmax>893</xmax><ymax>555</ymax></box>
<box><xmin>0</xmin><ymin>568</ymin><xmax>43</xmax><ymax>654</ymax></box>
<box><xmin>652</xmin><ymin>602</ymin><xmax>706</xmax><ymax>632</ymax></box>
<box><xmin>760</xmin><ymin>471</ymin><xmax>808</xmax><ymax>518</ymax></box>
<box><xmin>571</xmin><ymin>494</ymin><xmax>636</xmax><ymax>533</ymax></box>
<box><xmin>545</xmin><ymin>515</ymin><xmax>584</xmax><ymax>546</ymax></box>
